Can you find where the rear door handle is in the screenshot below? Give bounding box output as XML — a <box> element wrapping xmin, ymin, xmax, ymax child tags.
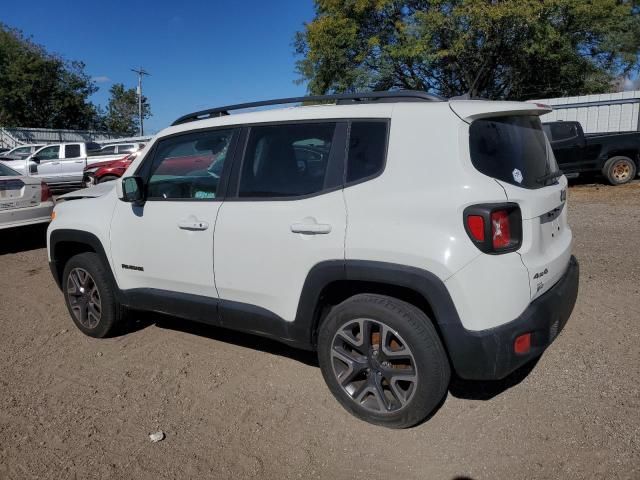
<box><xmin>178</xmin><ymin>217</ymin><xmax>209</xmax><ymax>231</ymax></box>
<box><xmin>290</xmin><ymin>219</ymin><xmax>332</xmax><ymax>235</ymax></box>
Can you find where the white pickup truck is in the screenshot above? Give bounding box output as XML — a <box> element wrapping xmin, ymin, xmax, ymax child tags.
<box><xmin>0</xmin><ymin>142</ymin><xmax>127</xmax><ymax>189</ymax></box>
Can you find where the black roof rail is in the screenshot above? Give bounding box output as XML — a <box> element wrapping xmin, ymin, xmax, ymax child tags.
<box><xmin>171</xmin><ymin>90</ymin><xmax>443</xmax><ymax>126</ymax></box>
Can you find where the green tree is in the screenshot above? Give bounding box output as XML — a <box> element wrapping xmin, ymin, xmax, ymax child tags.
<box><xmin>103</xmin><ymin>83</ymin><xmax>151</xmax><ymax>136</ymax></box>
<box><xmin>295</xmin><ymin>0</ymin><xmax>640</xmax><ymax>99</ymax></box>
<box><xmin>0</xmin><ymin>24</ymin><xmax>101</xmax><ymax>128</ymax></box>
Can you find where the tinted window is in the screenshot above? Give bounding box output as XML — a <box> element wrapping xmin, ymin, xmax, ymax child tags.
<box><xmin>65</xmin><ymin>144</ymin><xmax>81</xmax><ymax>158</ymax></box>
<box><xmin>100</xmin><ymin>146</ymin><xmax>116</xmax><ymax>155</ymax></box>
<box><xmin>37</xmin><ymin>146</ymin><xmax>60</xmax><ymax>161</ymax></box>
<box><xmin>347</xmin><ymin>121</ymin><xmax>387</xmax><ymax>183</ymax></box>
<box><xmin>239</xmin><ymin>123</ymin><xmax>335</xmax><ymax>198</ymax></box>
<box><xmin>13</xmin><ymin>146</ymin><xmax>31</xmax><ymax>155</ymax></box>
<box><xmin>117</xmin><ymin>144</ymin><xmax>135</xmax><ymax>154</ymax></box>
<box><xmin>548</xmin><ymin>122</ymin><xmax>579</xmax><ymax>142</ymax></box>
<box><xmin>469</xmin><ymin>116</ymin><xmax>558</xmax><ymax>189</ymax></box>
<box><xmin>0</xmin><ymin>163</ymin><xmax>20</xmax><ymax>176</ymax></box>
<box><xmin>147</xmin><ymin>129</ymin><xmax>234</xmax><ymax>200</ymax></box>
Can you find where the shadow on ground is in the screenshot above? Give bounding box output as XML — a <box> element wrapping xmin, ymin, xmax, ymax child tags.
<box><xmin>127</xmin><ymin>310</ymin><xmax>319</xmax><ymax>367</ymax></box>
<box><xmin>448</xmin><ymin>358</ymin><xmax>539</xmax><ymax>401</ymax></box>
<box><xmin>0</xmin><ymin>224</ymin><xmax>48</xmax><ymax>255</ymax></box>
<box><xmin>125</xmin><ymin>309</ymin><xmax>538</xmax><ymax>401</ymax></box>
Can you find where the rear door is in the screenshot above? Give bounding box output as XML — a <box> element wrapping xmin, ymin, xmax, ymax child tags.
<box><xmin>59</xmin><ymin>144</ymin><xmax>85</xmax><ymax>182</ymax></box>
<box><xmin>213</xmin><ymin>121</ymin><xmax>347</xmax><ymax>323</ymax></box>
<box><xmin>467</xmin><ymin>113</ymin><xmax>573</xmax><ymax>300</ymax></box>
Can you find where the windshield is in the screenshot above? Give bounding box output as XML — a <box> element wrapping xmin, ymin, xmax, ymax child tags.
<box><xmin>0</xmin><ymin>163</ymin><xmax>21</xmax><ymax>176</ymax></box>
<box><xmin>469</xmin><ymin>115</ymin><xmax>558</xmax><ymax>189</ymax></box>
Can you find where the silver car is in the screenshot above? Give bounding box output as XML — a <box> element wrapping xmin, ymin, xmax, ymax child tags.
<box><xmin>0</xmin><ymin>162</ymin><xmax>54</xmax><ymax>230</ymax></box>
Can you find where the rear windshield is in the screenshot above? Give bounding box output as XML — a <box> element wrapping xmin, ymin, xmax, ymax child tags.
<box><xmin>0</xmin><ymin>163</ymin><xmax>20</xmax><ymax>176</ymax></box>
<box><xmin>469</xmin><ymin>116</ymin><xmax>558</xmax><ymax>189</ymax></box>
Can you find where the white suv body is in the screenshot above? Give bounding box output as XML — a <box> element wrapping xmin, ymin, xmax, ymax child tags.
<box><xmin>47</xmin><ymin>92</ymin><xmax>579</xmax><ymax>427</ymax></box>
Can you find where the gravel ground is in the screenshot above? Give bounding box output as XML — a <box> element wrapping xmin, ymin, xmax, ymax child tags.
<box><xmin>0</xmin><ymin>181</ymin><xmax>639</xmax><ymax>479</ymax></box>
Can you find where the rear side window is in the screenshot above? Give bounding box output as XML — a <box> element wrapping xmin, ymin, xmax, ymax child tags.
<box><xmin>239</xmin><ymin>122</ymin><xmax>336</xmax><ymax>198</ymax></box>
<box><xmin>469</xmin><ymin>116</ymin><xmax>558</xmax><ymax>189</ymax></box>
<box><xmin>545</xmin><ymin>122</ymin><xmax>579</xmax><ymax>142</ymax></box>
<box><xmin>65</xmin><ymin>144</ymin><xmax>81</xmax><ymax>158</ymax></box>
<box><xmin>346</xmin><ymin>121</ymin><xmax>388</xmax><ymax>183</ymax></box>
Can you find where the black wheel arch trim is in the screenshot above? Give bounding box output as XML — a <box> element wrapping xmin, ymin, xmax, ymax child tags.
<box><xmin>49</xmin><ymin>229</ymin><xmax>116</xmax><ymax>293</ymax></box>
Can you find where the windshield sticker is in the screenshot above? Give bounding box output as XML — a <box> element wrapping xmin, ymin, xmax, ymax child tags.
<box><xmin>512</xmin><ymin>168</ymin><xmax>523</xmax><ymax>184</ymax></box>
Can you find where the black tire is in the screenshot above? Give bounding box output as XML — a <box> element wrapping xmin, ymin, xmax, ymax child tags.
<box><xmin>603</xmin><ymin>156</ymin><xmax>637</xmax><ymax>185</ymax></box>
<box><xmin>98</xmin><ymin>175</ymin><xmax>119</xmax><ymax>184</ymax></box>
<box><xmin>62</xmin><ymin>252</ymin><xmax>124</xmax><ymax>338</ymax></box>
<box><xmin>317</xmin><ymin>294</ymin><xmax>450</xmax><ymax>428</ymax></box>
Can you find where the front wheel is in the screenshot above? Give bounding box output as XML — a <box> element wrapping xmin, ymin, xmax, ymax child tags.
<box><xmin>603</xmin><ymin>156</ymin><xmax>637</xmax><ymax>185</ymax></box>
<box><xmin>62</xmin><ymin>252</ymin><xmax>124</xmax><ymax>338</ymax></box>
<box><xmin>317</xmin><ymin>294</ymin><xmax>450</xmax><ymax>428</ymax></box>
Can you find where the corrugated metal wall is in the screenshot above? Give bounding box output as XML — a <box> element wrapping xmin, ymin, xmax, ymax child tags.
<box><xmin>536</xmin><ymin>90</ymin><xmax>640</xmax><ymax>134</ymax></box>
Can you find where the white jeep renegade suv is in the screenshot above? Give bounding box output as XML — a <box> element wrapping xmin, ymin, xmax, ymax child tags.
<box><xmin>47</xmin><ymin>91</ymin><xmax>579</xmax><ymax>428</ymax></box>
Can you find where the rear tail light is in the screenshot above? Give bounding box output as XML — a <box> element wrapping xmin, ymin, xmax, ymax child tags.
<box><xmin>491</xmin><ymin>210</ymin><xmax>511</xmax><ymax>249</ymax></box>
<box><xmin>41</xmin><ymin>182</ymin><xmax>51</xmax><ymax>202</ymax></box>
<box><xmin>466</xmin><ymin>215</ymin><xmax>485</xmax><ymax>242</ymax></box>
<box><xmin>514</xmin><ymin>333</ymin><xmax>531</xmax><ymax>354</ymax></box>
<box><xmin>463</xmin><ymin>203</ymin><xmax>522</xmax><ymax>254</ymax></box>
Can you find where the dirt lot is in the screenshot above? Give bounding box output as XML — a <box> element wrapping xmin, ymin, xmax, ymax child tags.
<box><xmin>1</xmin><ymin>181</ymin><xmax>639</xmax><ymax>480</ymax></box>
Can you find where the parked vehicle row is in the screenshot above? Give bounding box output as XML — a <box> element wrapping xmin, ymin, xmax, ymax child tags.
<box><xmin>0</xmin><ymin>162</ymin><xmax>54</xmax><ymax>230</ymax></box>
<box><xmin>543</xmin><ymin>120</ymin><xmax>640</xmax><ymax>185</ymax></box>
<box><xmin>0</xmin><ymin>144</ymin><xmax>46</xmax><ymax>161</ymax></box>
<box><xmin>0</xmin><ymin>142</ymin><xmax>145</xmax><ymax>189</ymax></box>
<box><xmin>47</xmin><ymin>91</ymin><xmax>579</xmax><ymax>428</ymax></box>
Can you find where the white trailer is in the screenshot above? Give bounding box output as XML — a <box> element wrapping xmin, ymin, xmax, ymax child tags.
<box><xmin>537</xmin><ymin>90</ymin><xmax>640</xmax><ymax>134</ymax></box>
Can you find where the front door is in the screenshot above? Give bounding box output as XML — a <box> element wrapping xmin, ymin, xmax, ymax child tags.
<box><xmin>214</xmin><ymin>121</ymin><xmax>347</xmax><ymax>323</ymax></box>
<box><xmin>33</xmin><ymin>145</ymin><xmax>61</xmax><ymax>182</ymax></box>
<box><xmin>110</xmin><ymin>127</ymin><xmax>238</xmax><ymax>299</ymax></box>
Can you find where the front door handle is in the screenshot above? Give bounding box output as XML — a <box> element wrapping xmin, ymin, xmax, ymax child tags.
<box><xmin>178</xmin><ymin>216</ymin><xmax>209</xmax><ymax>231</ymax></box>
<box><xmin>291</xmin><ymin>218</ymin><xmax>332</xmax><ymax>235</ymax></box>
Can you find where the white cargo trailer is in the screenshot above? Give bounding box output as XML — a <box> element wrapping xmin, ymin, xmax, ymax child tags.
<box><xmin>536</xmin><ymin>90</ymin><xmax>640</xmax><ymax>134</ymax></box>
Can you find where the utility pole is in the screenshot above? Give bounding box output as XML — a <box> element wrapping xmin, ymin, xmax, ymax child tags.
<box><xmin>131</xmin><ymin>67</ymin><xmax>150</xmax><ymax>136</ymax></box>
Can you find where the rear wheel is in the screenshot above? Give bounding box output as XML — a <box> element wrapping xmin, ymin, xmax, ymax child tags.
<box><xmin>98</xmin><ymin>174</ymin><xmax>119</xmax><ymax>184</ymax></box>
<box><xmin>603</xmin><ymin>156</ymin><xmax>636</xmax><ymax>185</ymax></box>
<box><xmin>62</xmin><ymin>252</ymin><xmax>124</xmax><ymax>338</ymax></box>
<box><xmin>317</xmin><ymin>294</ymin><xmax>450</xmax><ymax>428</ymax></box>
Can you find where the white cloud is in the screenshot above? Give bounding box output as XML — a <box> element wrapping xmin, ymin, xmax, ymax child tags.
<box><xmin>92</xmin><ymin>76</ymin><xmax>111</xmax><ymax>83</ymax></box>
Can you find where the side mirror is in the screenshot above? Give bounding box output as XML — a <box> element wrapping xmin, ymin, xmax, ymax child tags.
<box><xmin>31</xmin><ymin>156</ymin><xmax>41</xmax><ymax>164</ymax></box>
<box><xmin>121</xmin><ymin>176</ymin><xmax>145</xmax><ymax>205</ymax></box>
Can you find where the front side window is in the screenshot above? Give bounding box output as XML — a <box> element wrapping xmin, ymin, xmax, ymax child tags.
<box><xmin>65</xmin><ymin>144</ymin><xmax>81</xmax><ymax>158</ymax></box>
<box><xmin>12</xmin><ymin>146</ymin><xmax>31</xmax><ymax>155</ymax></box>
<box><xmin>37</xmin><ymin>146</ymin><xmax>60</xmax><ymax>161</ymax></box>
<box><xmin>239</xmin><ymin>122</ymin><xmax>336</xmax><ymax>198</ymax></box>
<box><xmin>346</xmin><ymin>121</ymin><xmax>388</xmax><ymax>183</ymax></box>
<box><xmin>146</xmin><ymin>129</ymin><xmax>235</xmax><ymax>200</ymax></box>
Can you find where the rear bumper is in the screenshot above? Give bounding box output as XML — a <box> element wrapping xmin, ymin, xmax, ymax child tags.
<box><xmin>0</xmin><ymin>202</ymin><xmax>53</xmax><ymax>230</ymax></box>
<box><xmin>442</xmin><ymin>255</ymin><xmax>579</xmax><ymax>380</ymax></box>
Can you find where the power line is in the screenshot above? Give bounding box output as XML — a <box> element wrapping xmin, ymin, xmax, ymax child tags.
<box><xmin>131</xmin><ymin>67</ymin><xmax>150</xmax><ymax>136</ymax></box>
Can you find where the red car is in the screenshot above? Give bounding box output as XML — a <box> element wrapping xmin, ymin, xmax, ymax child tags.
<box><xmin>83</xmin><ymin>152</ymin><xmax>222</xmax><ymax>187</ymax></box>
<box><xmin>83</xmin><ymin>154</ymin><xmax>135</xmax><ymax>187</ymax></box>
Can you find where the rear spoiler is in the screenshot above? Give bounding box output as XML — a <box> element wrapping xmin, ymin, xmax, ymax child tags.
<box><xmin>449</xmin><ymin>100</ymin><xmax>552</xmax><ymax>123</ymax></box>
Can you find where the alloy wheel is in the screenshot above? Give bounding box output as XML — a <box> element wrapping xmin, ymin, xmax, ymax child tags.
<box><xmin>330</xmin><ymin>319</ymin><xmax>418</xmax><ymax>414</ymax></box>
<box><xmin>66</xmin><ymin>268</ymin><xmax>102</xmax><ymax>329</ymax></box>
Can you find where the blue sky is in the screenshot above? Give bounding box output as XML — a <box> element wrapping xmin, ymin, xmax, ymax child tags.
<box><xmin>3</xmin><ymin>0</ymin><xmax>316</xmax><ymax>133</ymax></box>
